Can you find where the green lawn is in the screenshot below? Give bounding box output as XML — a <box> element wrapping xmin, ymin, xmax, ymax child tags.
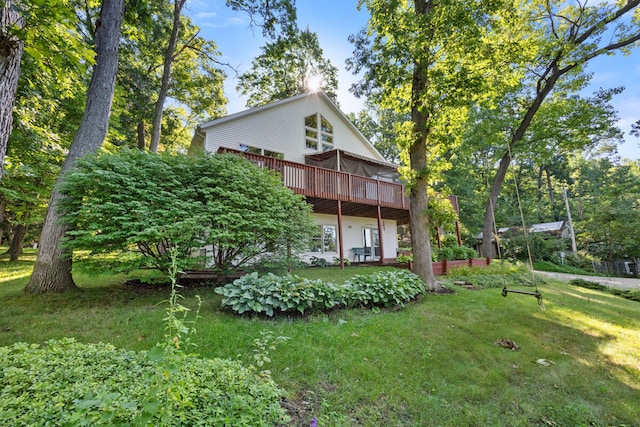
<box><xmin>1</xmin><ymin>252</ymin><xmax>639</xmax><ymax>426</ymax></box>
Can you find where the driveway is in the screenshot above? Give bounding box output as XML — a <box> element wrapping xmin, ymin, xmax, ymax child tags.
<box><xmin>535</xmin><ymin>271</ymin><xmax>640</xmax><ymax>291</ymax></box>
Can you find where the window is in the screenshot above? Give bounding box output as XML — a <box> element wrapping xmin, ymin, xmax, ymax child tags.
<box><xmin>304</xmin><ymin>113</ymin><xmax>334</xmax><ymax>151</ymax></box>
<box><xmin>239</xmin><ymin>144</ymin><xmax>262</xmax><ymax>155</ymax></box>
<box><xmin>239</xmin><ymin>144</ymin><xmax>283</xmax><ymax>159</ymax></box>
<box><xmin>309</xmin><ymin>224</ymin><xmax>337</xmax><ymax>253</ymax></box>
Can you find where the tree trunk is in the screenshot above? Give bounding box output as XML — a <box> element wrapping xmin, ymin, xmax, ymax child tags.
<box><xmin>137</xmin><ymin>120</ymin><xmax>146</xmax><ymax>149</ymax></box>
<box><xmin>545</xmin><ymin>167</ymin><xmax>558</xmax><ymax>220</ymax></box>
<box><xmin>25</xmin><ymin>0</ymin><xmax>124</xmax><ymax>294</ymax></box>
<box><xmin>0</xmin><ymin>200</ymin><xmax>5</xmax><ymax>246</ymax></box>
<box><xmin>149</xmin><ymin>0</ymin><xmax>187</xmax><ymax>153</ymax></box>
<box><xmin>407</xmin><ymin>0</ymin><xmax>439</xmax><ymax>291</ymax></box>
<box><xmin>482</xmin><ymin>150</ymin><xmax>511</xmax><ymax>258</ymax></box>
<box><xmin>0</xmin><ymin>0</ymin><xmax>25</xmax><ymax>181</ymax></box>
<box><xmin>8</xmin><ymin>224</ymin><xmax>26</xmax><ymax>261</ymax></box>
<box><xmin>536</xmin><ymin>166</ymin><xmax>544</xmax><ymax>222</ymax></box>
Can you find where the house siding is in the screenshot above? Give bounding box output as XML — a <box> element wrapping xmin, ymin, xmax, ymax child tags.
<box><xmin>306</xmin><ymin>213</ymin><xmax>398</xmax><ymax>263</ymax></box>
<box><xmin>203</xmin><ymin>93</ymin><xmax>383</xmax><ymax>163</ymax></box>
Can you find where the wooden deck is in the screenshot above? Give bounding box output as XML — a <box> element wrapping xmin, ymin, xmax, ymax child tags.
<box><xmin>221</xmin><ymin>148</ymin><xmax>459</xmax><ymax>214</ymax></box>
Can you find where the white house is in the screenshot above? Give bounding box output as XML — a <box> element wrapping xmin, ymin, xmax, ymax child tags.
<box><xmin>190</xmin><ymin>91</ymin><xmax>459</xmax><ymax>265</ymax></box>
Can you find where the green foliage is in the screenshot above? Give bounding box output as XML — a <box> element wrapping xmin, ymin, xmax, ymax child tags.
<box><xmin>226</xmin><ymin>0</ymin><xmax>297</xmax><ymax>39</ymax></box>
<box><xmin>0</xmin><ymin>339</ymin><xmax>287</xmax><ymax>426</ymax></box>
<box><xmin>563</xmin><ymin>250</ymin><xmax>599</xmax><ymax>272</ymax></box>
<box><xmin>237</xmin><ymin>28</ymin><xmax>339</xmax><ymax>107</ymax></box>
<box><xmin>446</xmin><ymin>262</ymin><xmax>544</xmax><ymax>289</ymax></box>
<box><xmin>500</xmin><ymin>234</ymin><xmax>559</xmax><ymax>263</ymax></box>
<box><xmin>58</xmin><ymin>150</ymin><xmax>316</xmax><ymax>274</ymax></box>
<box><xmin>215</xmin><ymin>272</ymin><xmax>342</xmax><ymax>316</ymax></box>
<box><xmin>396</xmin><ymin>254</ymin><xmax>413</xmax><ymax>264</ymax></box>
<box><xmin>309</xmin><ymin>256</ymin><xmax>330</xmax><ymax>268</ymax></box>
<box><xmin>433</xmin><ymin>246</ymin><xmax>478</xmax><ymax>261</ymax></box>
<box><xmin>114</xmin><ymin>0</ymin><xmax>227</xmax><ymax>151</ymax></box>
<box><xmin>216</xmin><ymin>270</ymin><xmax>426</xmax><ymax>316</ymax></box>
<box><xmin>332</xmin><ymin>257</ymin><xmax>351</xmax><ymax>267</ymax></box>
<box><xmin>246</xmin><ymin>254</ymin><xmax>307</xmax><ymax>275</ymax></box>
<box><xmin>573</xmin><ymin>158</ymin><xmax>640</xmax><ymax>262</ymax></box>
<box><xmin>343</xmin><ymin>270</ymin><xmax>426</xmax><ymax>308</ymax></box>
<box><xmin>2</xmin><ymin>258</ymin><xmax>640</xmax><ymax>426</ymax></box>
<box><xmin>532</xmin><ymin>261</ymin><xmax>593</xmax><ymax>275</ymax></box>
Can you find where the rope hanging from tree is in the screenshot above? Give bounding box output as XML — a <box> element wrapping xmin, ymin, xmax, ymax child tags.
<box><xmin>493</xmin><ymin>142</ymin><xmax>545</xmax><ymax>311</ymax></box>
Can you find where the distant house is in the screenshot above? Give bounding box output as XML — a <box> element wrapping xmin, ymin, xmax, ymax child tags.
<box><xmin>190</xmin><ymin>91</ymin><xmax>460</xmax><ymax>265</ymax></box>
<box><xmin>476</xmin><ymin>221</ymin><xmax>570</xmax><ymax>258</ymax></box>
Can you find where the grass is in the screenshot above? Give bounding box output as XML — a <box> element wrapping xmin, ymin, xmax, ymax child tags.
<box><xmin>533</xmin><ymin>260</ymin><xmax>600</xmax><ymax>276</ymax></box>
<box><xmin>1</xmin><ymin>251</ymin><xmax>639</xmax><ymax>426</ymax></box>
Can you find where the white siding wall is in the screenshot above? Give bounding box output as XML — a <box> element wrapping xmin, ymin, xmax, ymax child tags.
<box><xmin>304</xmin><ymin>213</ymin><xmax>398</xmax><ymax>263</ymax></box>
<box><xmin>203</xmin><ymin>93</ymin><xmax>382</xmax><ymax>162</ymax></box>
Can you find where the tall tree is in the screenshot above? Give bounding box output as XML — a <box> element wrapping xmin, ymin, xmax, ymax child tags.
<box><xmin>572</xmin><ymin>157</ymin><xmax>640</xmax><ymax>266</ymax></box>
<box><xmin>1</xmin><ymin>13</ymin><xmax>88</xmax><ymax>260</ymax></box>
<box><xmin>0</xmin><ymin>0</ymin><xmax>24</xmax><ymax>180</ymax></box>
<box><xmin>149</xmin><ymin>0</ymin><xmax>297</xmax><ymax>152</ymax></box>
<box><xmin>237</xmin><ymin>28</ymin><xmax>339</xmax><ymax>107</ymax></box>
<box><xmin>1</xmin><ymin>0</ymin><xmax>92</xmax><ymax>180</ymax></box>
<box><xmin>26</xmin><ymin>0</ymin><xmax>125</xmax><ymax>293</ymax></box>
<box><xmin>480</xmin><ymin>0</ymin><xmax>640</xmax><ymax>257</ymax></box>
<box><xmin>348</xmin><ymin>0</ymin><xmax>515</xmax><ymax>289</ymax></box>
<box><xmin>348</xmin><ymin>105</ymin><xmax>405</xmax><ymax>163</ymax></box>
<box><xmin>115</xmin><ymin>0</ymin><xmax>226</xmax><ymax>151</ymax></box>
<box><xmin>149</xmin><ymin>0</ymin><xmax>186</xmax><ymax>153</ymax></box>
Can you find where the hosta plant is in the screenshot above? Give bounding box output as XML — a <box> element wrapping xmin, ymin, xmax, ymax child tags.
<box><xmin>217</xmin><ymin>270</ymin><xmax>426</xmax><ymax>316</ymax></box>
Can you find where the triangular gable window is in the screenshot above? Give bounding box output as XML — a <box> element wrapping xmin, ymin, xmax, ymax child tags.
<box><xmin>305</xmin><ymin>113</ymin><xmax>334</xmax><ymax>152</ymax></box>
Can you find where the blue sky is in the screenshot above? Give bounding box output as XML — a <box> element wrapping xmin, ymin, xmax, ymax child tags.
<box><xmin>185</xmin><ymin>1</ymin><xmax>640</xmax><ymax>159</ymax></box>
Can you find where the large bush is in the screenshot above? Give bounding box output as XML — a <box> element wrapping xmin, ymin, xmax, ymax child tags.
<box><xmin>500</xmin><ymin>234</ymin><xmax>559</xmax><ymax>262</ymax></box>
<box><xmin>216</xmin><ymin>270</ymin><xmax>425</xmax><ymax>316</ymax></box>
<box><xmin>433</xmin><ymin>245</ymin><xmax>477</xmax><ymax>261</ymax></box>
<box><xmin>58</xmin><ymin>150</ymin><xmax>316</xmax><ymax>274</ymax></box>
<box><xmin>0</xmin><ymin>339</ymin><xmax>287</xmax><ymax>426</ymax></box>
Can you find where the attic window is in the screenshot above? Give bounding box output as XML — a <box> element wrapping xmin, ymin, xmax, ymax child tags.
<box><xmin>304</xmin><ymin>113</ymin><xmax>333</xmax><ymax>152</ymax></box>
<box><xmin>239</xmin><ymin>144</ymin><xmax>283</xmax><ymax>159</ymax></box>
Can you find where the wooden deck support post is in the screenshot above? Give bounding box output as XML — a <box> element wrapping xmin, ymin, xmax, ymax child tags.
<box><xmin>377</xmin><ymin>205</ymin><xmax>385</xmax><ymax>265</ymax></box>
<box><xmin>337</xmin><ymin>200</ymin><xmax>345</xmax><ymax>269</ymax></box>
<box><xmin>455</xmin><ymin>220</ymin><xmax>462</xmax><ymax>246</ymax></box>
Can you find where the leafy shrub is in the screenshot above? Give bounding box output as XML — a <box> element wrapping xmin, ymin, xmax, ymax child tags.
<box><xmin>501</xmin><ymin>234</ymin><xmax>558</xmax><ymax>262</ymax></box>
<box><xmin>564</xmin><ymin>250</ymin><xmax>599</xmax><ymax>271</ymax></box>
<box><xmin>58</xmin><ymin>150</ymin><xmax>316</xmax><ymax>275</ymax></box>
<box><xmin>434</xmin><ymin>246</ymin><xmax>477</xmax><ymax>261</ymax></box>
<box><xmin>216</xmin><ymin>272</ymin><xmax>329</xmax><ymax>316</ymax></box>
<box><xmin>309</xmin><ymin>256</ymin><xmax>330</xmax><ymax>267</ymax></box>
<box><xmin>247</xmin><ymin>254</ymin><xmax>308</xmax><ymax>275</ymax></box>
<box><xmin>533</xmin><ymin>260</ymin><xmax>593</xmax><ymax>275</ymax></box>
<box><xmin>216</xmin><ymin>270</ymin><xmax>425</xmax><ymax>316</ymax></box>
<box><xmin>332</xmin><ymin>257</ymin><xmax>351</xmax><ymax>267</ymax></box>
<box><xmin>447</xmin><ymin>262</ymin><xmax>544</xmax><ymax>289</ymax></box>
<box><xmin>396</xmin><ymin>254</ymin><xmax>413</xmax><ymax>264</ymax></box>
<box><xmin>0</xmin><ymin>338</ymin><xmax>287</xmax><ymax>426</ymax></box>
<box><xmin>344</xmin><ymin>270</ymin><xmax>425</xmax><ymax>307</ymax></box>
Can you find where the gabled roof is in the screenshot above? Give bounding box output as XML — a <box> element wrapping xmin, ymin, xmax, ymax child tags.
<box><xmin>529</xmin><ymin>221</ymin><xmax>566</xmax><ymax>233</ymax></box>
<box><xmin>194</xmin><ymin>91</ymin><xmax>390</xmax><ymax>163</ymax></box>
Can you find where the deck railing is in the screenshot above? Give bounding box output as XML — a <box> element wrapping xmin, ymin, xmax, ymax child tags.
<box><xmin>222</xmin><ymin>148</ymin><xmax>458</xmax><ymax>212</ymax></box>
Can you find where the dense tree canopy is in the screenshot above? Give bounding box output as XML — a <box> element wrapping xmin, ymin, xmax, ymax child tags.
<box><xmin>348</xmin><ymin>0</ymin><xmax>516</xmax><ymax>288</ymax></box>
<box><xmin>478</xmin><ymin>0</ymin><xmax>640</xmax><ymax>257</ymax></box>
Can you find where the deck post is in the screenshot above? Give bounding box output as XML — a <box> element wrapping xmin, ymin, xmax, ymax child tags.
<box><xmin>455</xmin><ymin>220</ymin><xmax>462</xmax><ymax>246</ymax></box>
<box><xmin>377</xmin><ymin>205</ymin><xmax>385</xmax><ymax>265</ymax></box>
<box><xmin>337</xmin><ymin>200</ymin><xmax>345</xmax><ymax>269</ymax></box>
